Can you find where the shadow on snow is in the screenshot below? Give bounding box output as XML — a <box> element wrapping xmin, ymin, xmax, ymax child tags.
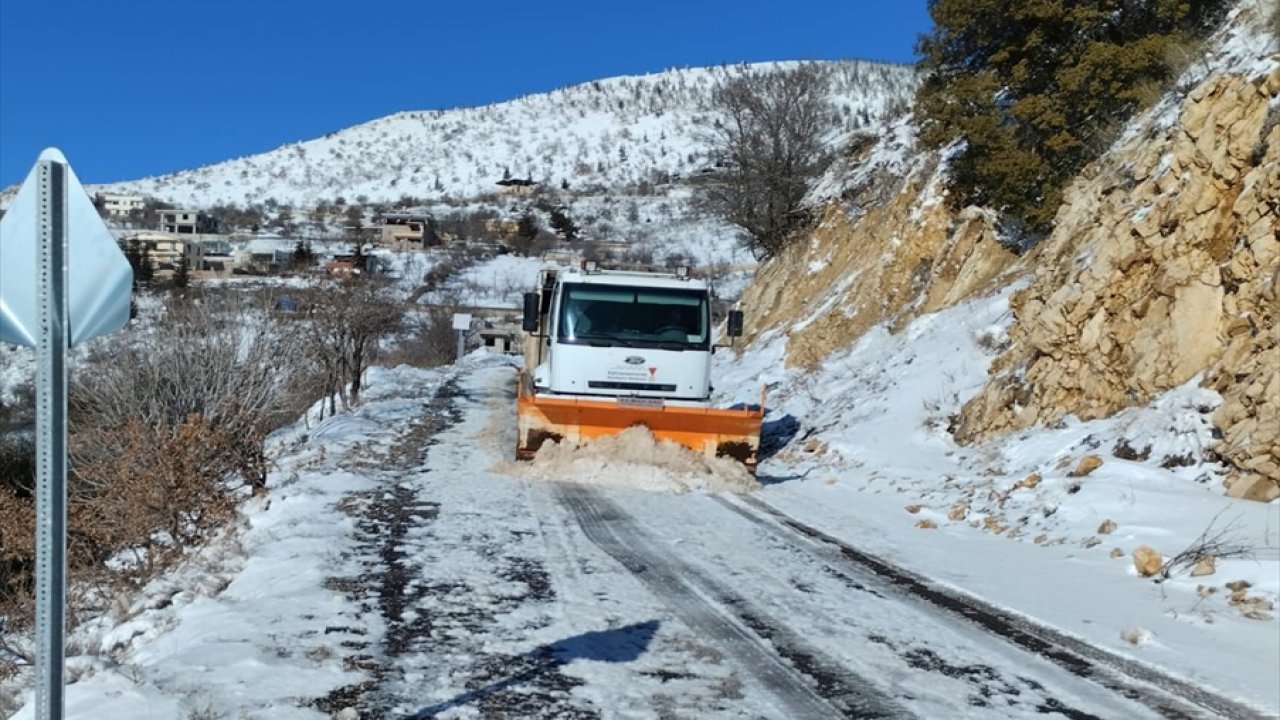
<box><xmin>408</xmin><ymin>620</ymin><xmax>660</xmax><ymax>718</ymax></box>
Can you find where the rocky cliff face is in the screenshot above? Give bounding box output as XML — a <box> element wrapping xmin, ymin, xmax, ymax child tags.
<box><xmin>954</xmin><ymin>65</ymin><xmax>1280</xmax><ymax>501</ymax></box>
<box><xmin>742</xmin><ymin>5</ymin><xmax>1279</xmax><ymax>500</ymax></box>
<box><xmin>739</xmin><ymin>127</ymin><xmax>1018</xmax><ymax>369</ymax></box>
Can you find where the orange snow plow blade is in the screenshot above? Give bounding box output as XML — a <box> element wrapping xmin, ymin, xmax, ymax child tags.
<box><xmin>516</xmin><ymin>372</ymin><xmax>765</xmax><ymax>473</ymax></box>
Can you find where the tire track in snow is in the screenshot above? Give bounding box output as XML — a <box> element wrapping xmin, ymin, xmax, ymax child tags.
<box><xmin>314</xmin><ymin>378</ymin><xmax>598</xmax><ymax>719</ymax></box>
<box><xmin>715</xmin><ymin>493</ymin><xmax>1269</xmax><ymax>720</ymax></box>
<box><xmin>556</xmin><ymin>482</ymin><xmax>908</xmax><ymax>720</ymax></box>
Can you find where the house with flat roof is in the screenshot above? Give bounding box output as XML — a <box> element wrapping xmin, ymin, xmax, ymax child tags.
<box><xmin>495</xmin><ymin>178</ymin><xmax>538</xmax><ymax>196</ymax></box>
<box><xmin>96</xmin><ymin>192</ymin><xmax>144</xmax><ymax>218</ymax></box>
<box><xmin>159</xmin><ymin>209</ymin><xmax>220</xmax><ymax>234</ymax></box>
<box><xmin>121</xmin><ymin>231</ymin><xmax>235</xmax><ymax>278</ymax></box>
<box><xmin>375</xmin><ymin>213</ymin><xmax>438</xmax><ymax>251</ymax></box>
<box><xmin>232</xmin><ymin>238</ymin><xmax>294</xmax><ymax>274</ymax></box>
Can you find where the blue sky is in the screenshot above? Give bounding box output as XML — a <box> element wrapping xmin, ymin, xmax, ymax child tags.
<box><xmin>0</xmin><ymin>1</ymin><xmax>930</xmax><ymax>188</ymax></box>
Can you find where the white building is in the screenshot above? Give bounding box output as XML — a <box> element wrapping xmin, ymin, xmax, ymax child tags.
<box><xmin>96</xmin><ymin>192</ymin><xmax>144</xmax><ymax>217</ymax></box>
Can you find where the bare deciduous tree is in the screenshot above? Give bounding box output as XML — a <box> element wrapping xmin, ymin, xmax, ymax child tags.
<box><xmin>387</xmin><ymin>306</ymin><xmax>463</xmax><ymax>369</ymax></box>
<box><xmin>699</xmin><ymin>63</ymin><xmax>837</xmax><ymax>259</ymax></box>
<box><xmin>296</xmin><ymin>279</ymin><xmax>404</xmax><ymax>417</ymax></box>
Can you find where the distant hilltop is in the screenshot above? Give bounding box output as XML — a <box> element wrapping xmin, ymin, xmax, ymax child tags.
<box><xmin>1</xmin><ymin>61</ymin><xmax>916</xmax><ymax>211</ymax></box>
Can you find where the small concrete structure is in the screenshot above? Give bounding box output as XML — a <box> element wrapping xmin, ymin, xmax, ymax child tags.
<box><xmin>159</xmin><ymin>209</ymin><xmax>219</xmax><ymax>234</ymax></box>
<box><xmin>480</xmin><ymin>327</ymin><xmax>519</xmax><ymax>354</ymax></box>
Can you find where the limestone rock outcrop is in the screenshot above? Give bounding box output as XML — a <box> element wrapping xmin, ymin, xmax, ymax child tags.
<box><xmin>737</xmin><ymin>8</ymin><xmax>1277</xmax><ymax>501</ymax></box>
<box><xmin>952</xmin><ymin>66</ymin><xmax>1279</xmax><ymax>501</ymax></box>
<box><xmin>740</xmin><ymin>142</ymin><xmax>1018</xmax><ymax>369</ymax></box>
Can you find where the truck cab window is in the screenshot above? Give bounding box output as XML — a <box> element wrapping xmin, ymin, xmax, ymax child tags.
<box><xmin>558</xmin><ymin>283</ymin><xmax>709</xmax><ymax>348</ymax></box>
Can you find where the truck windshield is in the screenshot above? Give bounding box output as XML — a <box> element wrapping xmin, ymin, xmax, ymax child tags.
<box><xmin>558</xmin><ymin>283</ymin><xmax>710</xmax><ymax>349</ymax></box>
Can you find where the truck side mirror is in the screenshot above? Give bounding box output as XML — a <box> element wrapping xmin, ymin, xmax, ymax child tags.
<box><xmin>522</xmin><ymin>292</ymin><xmax>540</xmax><ymax>332</ymax></box>
<box><xmin>727</xmin><ymin>310</ymin><xmax>744</xmax><ymax>338</ymax></box>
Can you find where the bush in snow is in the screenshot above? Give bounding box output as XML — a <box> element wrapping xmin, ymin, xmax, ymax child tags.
<box><xmin>0</xmin><ymin>297</ymin><xmax>314</xmax><ymax>635</ymax></box>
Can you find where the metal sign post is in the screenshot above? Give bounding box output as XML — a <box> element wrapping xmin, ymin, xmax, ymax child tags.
<box><xmin>34</xmin><ymin>159</ymin><xmax>70</xmax><ymax>718</ymax></box>
<box><xmin>0</xmin><ymin>149</ymin><xmax>133</xmax><ymax>719</ymax></box>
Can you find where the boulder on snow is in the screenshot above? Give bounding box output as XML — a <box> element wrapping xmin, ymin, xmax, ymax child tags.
<box><xmin>1133</xmin><ymin>545</ymin><xmax>1164</xmax><ymax>577</ymax></box>
<box><xmin>1069</xmin><ymin>455</ymin><xmax>1104</xmax><ymax>477</ymax></box>
<box><xmin>1017</xmin><ymin>473</ymin><xmax>1042</xmax><ymax>490</ymax></box>
<box><xmin>915</xmin><ymin>518</ymin><xmax>938</xmax><ymax>529</ymax></box>
<box><xmin>1121</xmin><ymin>627</ymin><xmax>1154</xmax><ymax>645</ymax></box>
<box><xmin>1190</xmin><ymin>555</ymin><xmax>1217</xmax><ymax>577</ymax></box>
<box><xmin>1097</xmin><ymin>519</ymin><xmax>1118</xmax><ymax>535</ymax></box>
<box><xmin>948</xmin><ymin>504</ymin><xmax>968</xmax><ymax>521</ymax></box>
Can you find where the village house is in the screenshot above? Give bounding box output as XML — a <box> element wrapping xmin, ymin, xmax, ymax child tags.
<box><xmin>95</xmin><ymin>192</ymin><xmax>144</xmax><ymax>218</ymax></box>
<box><xmin>495</xmin><ymin>178</ymin><xmax>537</xmax><ymax>196</ymax></box>
<box><xmin>232</xmin><ymin>237</ymin><xmax>296</xmax><ymax>274</ymax></box>
<box><xmin>374</xmin><ymin>213</ymin><xmax>436</xmax><ymax>251</ymax></box>
<box><xmin>159</xmin><ymin>209</ymin><xmax>220</xmax><ymax>234</ymax></box>
<box><xmin>325</xmin><ymin>252</ymin><xmax>377</xmax><ymax>277</ymax></box>
<box><xmin>121</xmin><ymin>231</ymin><xmax>236</xmax><ymax>278</ymax></box>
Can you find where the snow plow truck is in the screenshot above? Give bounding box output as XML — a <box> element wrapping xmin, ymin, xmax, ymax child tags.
<box><xmin>516</xmin><ymin>263</ymin><xmax>764</xmax><ymax>472</ymax></box>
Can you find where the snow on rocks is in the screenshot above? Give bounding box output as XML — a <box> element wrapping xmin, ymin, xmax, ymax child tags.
<box><xmin>715</xmin><ymin>287</ymin><xmax>1280</xmax><ymax>711</ymax></box>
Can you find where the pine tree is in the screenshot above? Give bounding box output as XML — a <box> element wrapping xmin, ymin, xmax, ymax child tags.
<box><xmin>517</xmin><ymin>212</ymin><xmax>539</xmax><ymax>241</ymax></box>
<box><xmin>293</xmin><ymin>239</ymin><xmax>314</xmax><ymax>270</ymax></box>
<box><xmin>549</xmin><ymin>207</ymin><xmax>579</xmax><ymax>241</ymax></box>
<box><xmin>351</xmin><ymin>240</ymin><xmax>367</xmax><ymax>272</ymax></box>
<box><xmin>125</xmin><ymin>238</ymin><xmax>154</xmax><ymax>289</ymax></box>
<box><xmin>172</xmin><ymin>255</ymin><xmax>190</xmax><ymax>291</ymax></box>
<box><xmin>915</xmin><ymin>0</ymin><xmax>1231</xmax><ymax>242</ymax></box>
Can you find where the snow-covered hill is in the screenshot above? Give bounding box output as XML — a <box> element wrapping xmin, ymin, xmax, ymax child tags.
<box><xmin>79</xmin><ymin>61</ymin><xmax>915</xmax><ymax>209</ymax></box>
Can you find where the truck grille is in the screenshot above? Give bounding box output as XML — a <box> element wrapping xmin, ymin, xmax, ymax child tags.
<box><xmin>588</xmin><ymin>381</ymin><xmax>678</xmax><ymax>392</ymax></box>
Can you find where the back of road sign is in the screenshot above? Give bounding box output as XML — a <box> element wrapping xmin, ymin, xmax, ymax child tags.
<box><xmin>0</xmin><ymin>148</ymin><xmax>133</xmax><ymax>347</ymax></box>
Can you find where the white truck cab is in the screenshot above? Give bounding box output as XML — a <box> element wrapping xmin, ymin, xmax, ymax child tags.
<box><xmin>517</xmin><ymin>263</ymin><xmax>758</xmax><ymax>469</ymax></box>
<box><xmin>523</xmin><ymin>265</ymin><xmax>743</xmax><ymax>405</ymax></box>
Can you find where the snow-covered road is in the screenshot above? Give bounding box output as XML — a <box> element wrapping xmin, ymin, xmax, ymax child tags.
<box><xmin>10</xmin><ymin>357</ymin><xmax>1272</xmax><ymax>719</ymax></box>
<box><xmin>291</xmin><ymin>361</ymin><xmax>1251</xmax><ymax>719</ymax></box>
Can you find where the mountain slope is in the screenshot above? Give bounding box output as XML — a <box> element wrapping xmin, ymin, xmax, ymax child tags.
<box><xmin>85</xmin><ymin>61</ymin><xmax>916</xmax><ymax>209</ymax></box>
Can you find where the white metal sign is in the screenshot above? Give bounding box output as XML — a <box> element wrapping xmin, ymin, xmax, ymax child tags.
<box><xmin>0</xmin><ymin>149</ymin><xmax>133</xmax><ymax>719</ymax></box>
<box><xmin>451</xmin><ymin>313</ymin><xmax>473</xmax><ymax>331</ymax></box>
<box><xmin>0</xmin><ymin>148</ymin><xmax>133</xmax><ymax>347</ymax></box>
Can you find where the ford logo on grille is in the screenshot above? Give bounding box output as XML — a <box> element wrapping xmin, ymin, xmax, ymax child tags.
<box><xmin>624</xmin><ymin>356</ymin><xmax>646</xmax><ymax>365</ymax></box>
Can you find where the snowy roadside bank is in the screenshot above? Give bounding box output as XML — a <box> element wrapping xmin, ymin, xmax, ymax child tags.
<box><xmin>5</xmin><ymin>365</ymin><xmax>453</xmax><ymax>718</ymax></box>
<box><xmin>712</xmin><ymin>291</ymin><xmax>1280</xmax><ymax>714</ymax></box>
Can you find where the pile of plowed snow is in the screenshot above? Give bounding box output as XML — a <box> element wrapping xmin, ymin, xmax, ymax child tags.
<box><xmin>514</xmin><ymin>426</ymin><xmax>760</xmax><ymax>494</ymax></box>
